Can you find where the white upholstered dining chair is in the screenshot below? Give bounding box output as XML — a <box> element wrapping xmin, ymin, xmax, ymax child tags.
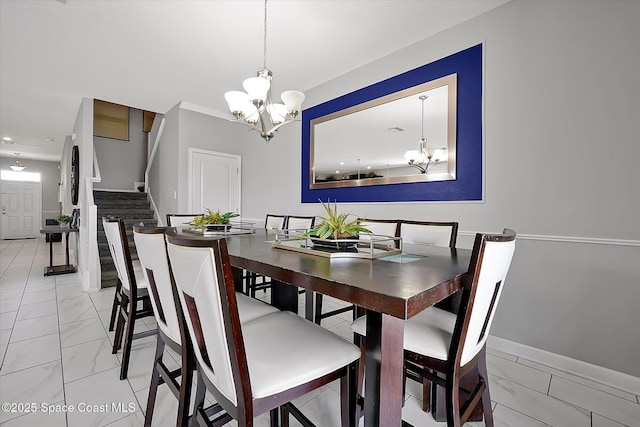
<box><xmin>133</xmin><ymin>226</ymin><xmax>279</xmax><ymax>426</ymax></box>
<box><xmin>102</xmin><ymin>217</ymin><xmax>156</xmax><ymax>380</ymax></box>
<box><xmin>351</xmin><ymin>228</ymin><xmax>516</xmax><ymax>427</ymax></box>
<box><xmin>166</xmin><ymin>213</ymin><xmax>203</xmax><ymax>228</ymax></box>
<box><xmin>166</xmin><ymin>232</ymin><xmax>360</xmax><ymax>426</ymax></box>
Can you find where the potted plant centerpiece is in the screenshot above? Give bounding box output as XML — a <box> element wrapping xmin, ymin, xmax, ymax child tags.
<box><xmin>190</xmin><ymin>208</ymin><xmax>239</xmax><ymax>232</ymax></box>
<box><xmin>303</xmin><ymin>200</ymin><xmax>371</xmax><ymax>250</ymax></box>
<box><xmin>56</xmin><ymin>213</ymin><xmax>73</xmax><ymax>227</ymax></box>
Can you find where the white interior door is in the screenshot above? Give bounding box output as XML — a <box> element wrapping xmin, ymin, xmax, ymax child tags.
<box><xmin>1</xmin><ymin>180</ymin><xmax>42</xmax><ymax>239</ymax></box>
<box><xmin>189</xmin><ymin>149</ymin><xmax>241</xmax><ymax>215</ymax></box>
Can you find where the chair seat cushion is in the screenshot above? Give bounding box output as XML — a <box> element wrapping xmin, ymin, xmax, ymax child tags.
<box><xmin>242</xmin><ymin>311</ymin><xmax>360</xmax><ymax>399</ymax></box>
<box><xmin>236</xmin><ymin>293</ymin><xmax>279</xmax><ymax>324</ymax></box>
<box><xmin>133</xmin><ymin>266</ymin><xmax>148</xmax><ymax>289</ymax></box>
<box><xmin>351</xmin><ymin>307</ymin><xmax>456</xmax><ymax>361</ymax></box>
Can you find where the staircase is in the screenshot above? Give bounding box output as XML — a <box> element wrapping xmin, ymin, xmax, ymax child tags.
<box><xmin>94</xmin><ymin>190</ymin><xmax>157</xmax><ymax>288</ymax></box>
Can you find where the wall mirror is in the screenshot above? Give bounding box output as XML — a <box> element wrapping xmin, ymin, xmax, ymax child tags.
<box><xmin>311</xmin><ymin>73</ymin><xmax>457</xmax><ymax>189</ymax></box>
<box><xmin>301</xmin><ymin>44</ymin><xmax>483</xmax><ymax>203</ymax></box>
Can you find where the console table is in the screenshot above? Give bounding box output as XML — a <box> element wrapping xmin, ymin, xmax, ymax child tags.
<box><xmin>40</xmin><ymin>225</ymin><xmax>78</xmax><ymax>276</ymax></box>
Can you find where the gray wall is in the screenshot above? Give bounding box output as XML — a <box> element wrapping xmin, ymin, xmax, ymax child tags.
<box><xmin>93</xmin><ymin>107</ymin><xmax>148</xmax><ymax>191</ymax></box>
<box><xmin>148</xmin><ymin>103</ymin><xmax>250</xmax><ymax>224</ymax></box>
<box><xmin>236</xmin><ymin>0</ymin><xmax>640</xmax><ymax>377</ymax></box>
<box><xmin>0</xmin><ymin>155</ymin><xmax>61</xmax><ymax>225</ymax></box>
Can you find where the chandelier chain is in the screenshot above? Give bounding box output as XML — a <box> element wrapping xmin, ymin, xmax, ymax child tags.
<box><xmin>263</xmin><ymin>0</ymin><xmax>268</xmax><ymax>69</ymax></box>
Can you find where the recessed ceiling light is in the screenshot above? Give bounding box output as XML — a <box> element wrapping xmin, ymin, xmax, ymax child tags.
<box><xmin>387</xmin><ymin>127</ymin><xmax>404</xmax><ymax>132</ymax></box>
<box><xmin>340</xmin><ymin>162</ymin><xmax>344</xmax><ymax>165</ymax></box>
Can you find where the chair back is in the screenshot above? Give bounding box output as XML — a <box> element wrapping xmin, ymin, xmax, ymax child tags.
<box><xmin>102</xmin><ymin>217</ymin><xmax>136</xmax><ymax>292</ymax></box>
<box><xmin>133</xmin><ymin>227</ymin><xmax>181</xmax><ymax>344</ymax></box>
<box><xmin>359</xmin><ymin>219</ymin><xmax>399</xmax><ymax>237</ymax></box>
<box><xmin>285</xmin><ymin>215</ymin><xmax>315</xmax><ymax>231</ymax></box>
<box><xmin>265</xmin><ymin>214</ymin><xmax>286</xmax><ymax>230</ymax></box>
<box><xmin>166</xmin><ymin>233</ymin><xmax>243</xmax><ymax>408</ymax></box>
<box><xmin>457</xmin><ymin>229</ymin><xmax>516</xmax><ymax>366</ymax></box>
<box><xmin>359</xmin><ymin>219</ymin><xmax>400</xmax><ymax>248</ymax></box>
<box><xmin>166</xmin><ymin>213</ymin><xmax>203</xmax><ymax>228</ymax></box>
<box><xmin>399</xmin><ymin>220</ymin><xmax>458</xmax><ymax>248</ymax></box>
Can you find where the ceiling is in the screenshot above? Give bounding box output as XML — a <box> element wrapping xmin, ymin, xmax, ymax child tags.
<box><xmin>0</xmin><ymin>0</ymin><xmax>508</xmax><ymax>163</ymax></box>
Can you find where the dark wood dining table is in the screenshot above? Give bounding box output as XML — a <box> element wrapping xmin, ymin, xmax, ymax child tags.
<box><xmin>177</xmin><ymin>228</ymin><xmax>470</xmax><ymax>426</ymax></box>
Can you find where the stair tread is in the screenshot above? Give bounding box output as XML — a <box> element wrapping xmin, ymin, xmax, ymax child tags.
<box><xmin>95</xmin><ymin>190</ymin><xmax>153</xmax><ymax>288</ymax></box>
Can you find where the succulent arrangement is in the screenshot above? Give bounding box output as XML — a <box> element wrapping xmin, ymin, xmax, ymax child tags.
<box><xmin>303</xmin><ymin>200</ymin><xmax>371</xmax><ymax>240</ymax></box>
<box><xmin>190</xmin><ymin>208</ymin><xmax>239</xmax><ymax>229</ymax></box>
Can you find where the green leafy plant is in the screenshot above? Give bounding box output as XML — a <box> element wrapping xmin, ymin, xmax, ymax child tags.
<box><xmin>190</xmin><ymin>208</ymin><xmax>239</xmax><ymax>229</ymax></box>
<box><xmin>303</xmin><ymin>200</ymin><xmax>371</xmax><ymax>239</ymax></box>
<box><xmin>56</xmin><ymin>214</ymin><xmax>73</xmax><ymax>224</ymax></box>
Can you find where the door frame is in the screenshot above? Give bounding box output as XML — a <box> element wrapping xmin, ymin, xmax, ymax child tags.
<box><xmin>187</xmin><ymin>148</ymin><xmax>241</xmax><ymax>214</ymax></box>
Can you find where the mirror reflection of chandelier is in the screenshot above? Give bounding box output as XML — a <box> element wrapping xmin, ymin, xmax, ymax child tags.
<box><xmin>224</xmin><ymin>0</ymin><xmax>305</xmax><ymax>143</ymax></box>
<box><xmin>9</xmin><ymin>152</ymin><xmax>26</xmax><ymax>172</ymax></box>
<box><xmin>403</xmin><ymin>95</ymin><xmax>447</xmax><ymax>173</ymax></box>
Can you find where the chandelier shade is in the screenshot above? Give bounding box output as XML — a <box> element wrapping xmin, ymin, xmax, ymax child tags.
<box><xmin>224</xmin><ymin>0</ymin><xmax>304</xmax><ymax>143</ymax></box>
<box><xmin>8</xmin><ymin>153</ymin><xmax>26</xmax><ymax>171</ymax></box>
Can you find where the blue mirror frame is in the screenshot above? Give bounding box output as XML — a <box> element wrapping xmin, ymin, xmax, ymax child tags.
<box><xmin>301</xmin><ymin>43</ymin><xmax>483</xmax><ymax>203</ymax></box>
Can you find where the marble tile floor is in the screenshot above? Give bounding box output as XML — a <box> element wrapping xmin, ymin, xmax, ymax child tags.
<box><xmin>1</xmin><ymin>237</ymin><xmax>638</xmax><ymax>426</ymax></box>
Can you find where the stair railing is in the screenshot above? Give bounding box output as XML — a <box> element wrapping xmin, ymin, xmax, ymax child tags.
<box><xmin>144</xmin><ymin>117</ymin><xmax>165</xmax><ymax>224</ymax></box>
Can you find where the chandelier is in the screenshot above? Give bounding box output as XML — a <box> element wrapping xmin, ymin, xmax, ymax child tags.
<box><xmin>403</xmin><ymin>95</ymin><xmax>447</xmax><ymax>173</ymax></box>
<box><xmin>9</xmin><ymin>153</ymin><xmax>26</xmax><ymax>172</ymax></box>
<box><xmin>224</xmin><ymin>0</ymin><xmax>305</xmax><ymax>143</ymax></box>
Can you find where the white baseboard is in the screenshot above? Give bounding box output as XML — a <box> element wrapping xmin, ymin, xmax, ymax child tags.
<box><xmin>487</xmin><ymin>335</ymin><xmax>640</xmax><ymax>395</ymax></box>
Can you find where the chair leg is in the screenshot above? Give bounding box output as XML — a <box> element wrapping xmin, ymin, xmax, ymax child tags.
<box><xmin>108</xmin><ymin>279</ymin><xmax>122</xmax><ymax>331</ymax></box>
<box><xmin>119</xmin><ymin>296</ymin><xmax>137</xmax><ymax>380</ymax></box>
<box><xmin>112</xmin><ymin>294</ymin><xmax>128</xmax><ymax>354</ymax></box>
<box><xmin>354</xmin><ymin>338</ymin><xmax>366</xmax><ymax>423</ymax></box>
<box><xmin>178</xmin><ymin>350</ymin><xmax>195</xmax><ymax>427</ymax></box>
<box><xmin>445</xmin><ymin>373</ymin><xmax>462</xmax><ymax>427</ymax></box>
<box><xmin>144</xmin><ymin>334</ymin><xmax>165</xmax><ymax>427</ymax></box>
<box><xmin>279</xmin><ymin>405</ymin><xmax>289</xmax><ymax>427</ymax></box>
<box><xmin>478</xmin><ymin>350</ymin><xmax>494</xmax><ymax>427</ymax></box>
<box><xmin>190</xmin><ymin>371</ymin><xmax>208</xmax><ymax>427</ymax></box>
<box><xmin>250</xmin><ymin>273</ymin><xmax>257</xmax><ymax>298</ymax></box>
<box><xmin>314</xmin><ymin>293</ymin><xmax>323</xmax><ymax>325</ymax></box>
<box><xmin>340</xmin><ymin>362</ymin><xmax>357</xmax><ymax>427</ymax></box>
<box><xmin>422</xmin><ymin>376</ymin><xmax>431</xmax><ymax>412</ymax></box>
<box><xmin>269</xmin><ymin>408</ymin><xmax>279</xmax><ymax>427</ymax></box>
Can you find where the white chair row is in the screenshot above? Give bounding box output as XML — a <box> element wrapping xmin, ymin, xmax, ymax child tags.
<box><xmin>121</xmin><ymin>224</ymin><xmax>360</xmax><ymax>426</ymax></box>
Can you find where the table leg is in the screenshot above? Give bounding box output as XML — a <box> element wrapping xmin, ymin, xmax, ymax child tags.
<box><xmin>364</xmin><ymin>311</ymin><xmax>404</xmax><ymax>427</ymax></box>
<box><xmin>49</xmin><ymin>234</ymin><xmax>54</xmax><ymax>269</ymax></box>
<box><xmin>270</xmin><ymin>280</ymin><xmax>298</xmax><ymax>314</ymax></box>
<box><xmin>64</xmin><ymin>231</ymin><xmax>70</xmax><ymax>268</ymax></box>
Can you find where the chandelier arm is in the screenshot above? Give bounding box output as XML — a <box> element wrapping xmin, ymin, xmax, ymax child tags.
<box><xmin>266</xmin><ymin>120</ymin><xmax>294</xmax><ymax>134</ymax></box>
<box><xmin>407</xmin><ymin>163</ymin><xmax>427</xmax><ymax>174</ymax></box>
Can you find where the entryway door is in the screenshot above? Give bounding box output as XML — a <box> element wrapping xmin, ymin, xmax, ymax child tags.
<box><xmin>1</xmin><ymin>180</ymin><xmax>42</xmax><ymax>239</ymax></box>
<box><xmin>188</xmin><ymin>148</ymin><xmax>241</xmax><ymax>215</ymax></box>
